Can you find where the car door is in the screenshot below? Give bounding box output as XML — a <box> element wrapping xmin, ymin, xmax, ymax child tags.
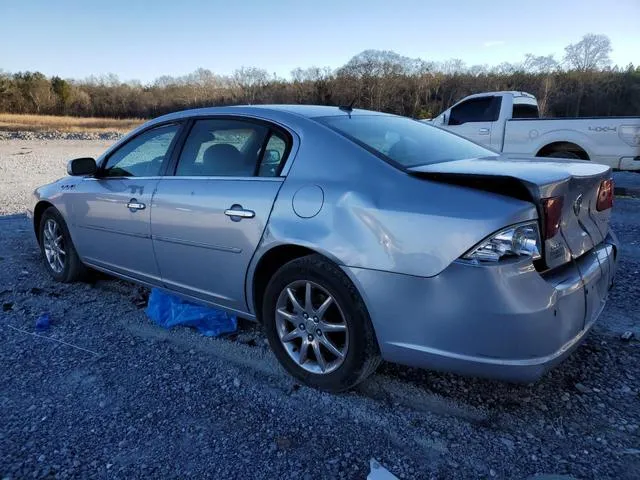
<box><xmin>445</xmin><ymin>96</ymin><xmax>501</xmax><ymax>147</ymax></box>
<box><xmin>151</xmin><ymin>117</ymin><xmax>292</xmax><ymax>313</ymax></box>
<box><xmin>72</xmin><ymin>122</ymin><xmax>182</xmax><ymax>282</ymax></box>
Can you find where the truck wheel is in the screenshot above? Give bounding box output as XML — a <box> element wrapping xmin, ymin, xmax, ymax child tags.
<box><xmin>545</xmin><ymin>151</ymin><xmax>581</xmax><ymax>159</ymax></box>
<box><xmin>262</xmin><ymin>254</ymin><xmax>381</xmax><ymax>392</ymax></box>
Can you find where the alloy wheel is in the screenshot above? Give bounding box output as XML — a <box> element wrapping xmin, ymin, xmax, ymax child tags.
<box><xmin>43</xmin><ymin>218</ymin><xmax>66</xmax><ymax>273</ymax></box>
<box><xmin>275</xmin><ymin>280</ymin><xmax>349</xmax><ymax>374</ymax></box>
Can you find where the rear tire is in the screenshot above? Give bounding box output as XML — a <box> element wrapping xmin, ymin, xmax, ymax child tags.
<box><xmin>39</xmin><ymin>207</ymin><xmax>87</xmax><ymax>283</ymax></box>
<box><xmin>262</xmin><ymin>254</ymin><xmax>381</xmax><ymax>392</ymax></box>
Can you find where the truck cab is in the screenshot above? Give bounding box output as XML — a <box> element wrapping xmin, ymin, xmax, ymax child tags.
<box><xmin>431</xmin><ymin>91</ymin><xmax>539</xmax><ymax>150</ymax></box>
<box><xmin>429</xmin><ymin>91</ymin><xmax>640</xmax><ymax>169</ymax></box>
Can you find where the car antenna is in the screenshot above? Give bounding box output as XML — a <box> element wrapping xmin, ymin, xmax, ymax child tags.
<box><xmin>338</xmin><ymin>98</ymin><xmax>356</xmax><ymax>113</ymax></box>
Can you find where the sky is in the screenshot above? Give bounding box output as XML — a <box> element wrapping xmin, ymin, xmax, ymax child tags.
<box><xmin>2</xmin><ymin>0</ymin><xmax>639</xmax><ymax>83</ymax></box>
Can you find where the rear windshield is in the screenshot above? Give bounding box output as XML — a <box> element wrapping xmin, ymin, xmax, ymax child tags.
<box><xmin>316</xmin><ymin>115</ymin><xmax>497</xmax><ymax>168</ymax></box>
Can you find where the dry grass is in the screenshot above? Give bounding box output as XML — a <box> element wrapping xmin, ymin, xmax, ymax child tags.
<box><xmin>0</xmin><ymin>113</ymin><xmax>144</xmax><ymax>133</ymax></box>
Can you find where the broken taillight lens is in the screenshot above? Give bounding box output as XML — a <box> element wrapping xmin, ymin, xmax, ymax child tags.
<box><xmin>542</xmin><ymin>197</ymin><xmax>563</xmax><ymax>239</ymax></box>
<box><xmin>596</xmin><ymin>179</ymin><xmax>614</xmax><ymax>211</ymax></box>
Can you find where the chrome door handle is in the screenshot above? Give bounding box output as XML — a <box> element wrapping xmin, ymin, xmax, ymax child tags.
<box><xmin>478</xmin><ymin>128</ymin><xmax>490</xmax><ymax>135</ymax></box>
<box><xmin>224</xmin><ymin>207</ymin><xmax>255</xmax><ymax>219</ymax></box>
<box><xmin>127</xmin><ymin>199</ymin><xmax>146</xmax><ymax>211</ymax></box>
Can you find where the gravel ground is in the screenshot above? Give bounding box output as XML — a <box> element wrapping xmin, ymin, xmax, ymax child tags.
<box><xmin>0</xmin><ymin>131</ymin><xmax>123</xmax><ymax>141</ymax></box>
<box><xmin>614</xmin><ymin>171</ymin><xmax>640</xmax><ymax>197</ymax></box>
<box><xmin>1</xmin><ymin>139</ymin><xmax>639</xmax><ymax>479</ymax></box>
<box><xmin>0</xmin><ymin>139</ymin><xmax>114</xmax><ymax>216</ymax></box>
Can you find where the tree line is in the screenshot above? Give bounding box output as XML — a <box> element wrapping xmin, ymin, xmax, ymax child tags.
<box><xmin>1</xmin><ymin>34</ymin><xmax>638</xmax><ymax>120</ymax></box>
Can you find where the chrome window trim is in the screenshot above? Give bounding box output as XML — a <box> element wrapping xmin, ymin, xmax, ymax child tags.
<box><xmin>176</xmin><ymin>113</ymin><xmax>300</xmax><ymax>178</ymax></box>
<box><xmin>83</xmin><ymin>176</ymin><xmax>284</xmax><ymax>182</ymax></box>
<box><xmin>157</xmin><ymin>176</ymin><xmax>285</xmax><ymax>182</ymax></box>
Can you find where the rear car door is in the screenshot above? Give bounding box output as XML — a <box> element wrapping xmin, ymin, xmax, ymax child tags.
<box><xmin>151</xmin><ymin>117</ymin><xmax>291</xmax><ymax>313</ymax></box>
<box><xmin>72</xmin><ymin>123</ymin><xmax>182</xmax><ymax>282</ymax></box>
<box><xmin>446</xmin><ymin>96</ymin><xmax>501</xmax><ymax>147</ymax></box>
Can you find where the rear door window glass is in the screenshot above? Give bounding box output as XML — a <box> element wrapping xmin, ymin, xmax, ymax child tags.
<box><xmin>512</xmin><ymin>103</ymin><xmax>540</xmax><ymax>118</ymax></box>
<box><xmin>176</xmin><ymin>119</ymin><xmax>268</xmax><ymax>177</ymax></box>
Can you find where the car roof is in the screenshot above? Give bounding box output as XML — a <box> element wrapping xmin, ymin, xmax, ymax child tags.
<box><xmin>249</xmin><ymin>104</ymin><xmax>388</xmax><ymax>118</ymax></box>
<box><xmin>148</xmin><ymin>104</ymin><xmax>388</xmax><ymax>126</ymax></box>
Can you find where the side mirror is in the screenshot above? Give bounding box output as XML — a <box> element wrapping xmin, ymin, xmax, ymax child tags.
<box><xmin>264</xmin><ymin>149</ymin><xmax>281</xmax><ymax>164</ymax></box>
<box><xmin>67</xmin><ymin>157</ymin><xmax>97</xmax><ymax>176</ymax></box>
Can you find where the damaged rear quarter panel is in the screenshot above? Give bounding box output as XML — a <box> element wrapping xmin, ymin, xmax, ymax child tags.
<box><xmin>252</xmin><ymin>125</ymin><xmax>538</xmax><ymax>285</ymax></box>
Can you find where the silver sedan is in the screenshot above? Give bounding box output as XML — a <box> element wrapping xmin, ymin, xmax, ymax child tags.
<box><xmin>29</xmin><ymin>105</ymin><xmax>618</xmax><ymax>392</ymax></box>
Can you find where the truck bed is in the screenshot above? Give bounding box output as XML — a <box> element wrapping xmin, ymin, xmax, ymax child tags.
<box><xmin>503</xmin><ymin>117</ymin><xmax>640</xmax><ymax>170</ymax></box>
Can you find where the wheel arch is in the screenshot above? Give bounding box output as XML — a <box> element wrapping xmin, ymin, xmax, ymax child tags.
<box><xmin>536</xmin><ymin>141</ymin><xmax>590</xmax><ymax>160</ymax></box>
<box><xmin>249</xmin><ymin>244</ymin><xmax>322</xmax><ymax>321</ymax></box>
<box><xmin>33</xmin><ymin>200</ymin><xmax>56</xmax><ymax>242</ymax></box>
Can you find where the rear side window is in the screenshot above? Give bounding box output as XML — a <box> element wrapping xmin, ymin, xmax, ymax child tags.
<box><xmin>316</xmin><ymin>115</ymin><xmax>497</xmax><ymax>168</ymax></box>
<box><xmin>449</xmin><ymin>97</ymin><xmax>501</xmax><ymax>125</ymax></box>
<box><xmin>259</xmin><ymin>132</ymin><xmax>288</xmax><ymax>177</ymax></box>
<box><xmin>512</xmin><ymin>103</ymin><xmax>540</xmax><ymax>119</ymax></box>
<box><xmin>175</xmin><ymin>119</ymin><xmax>267</xmax><ymax>177</ymax></box>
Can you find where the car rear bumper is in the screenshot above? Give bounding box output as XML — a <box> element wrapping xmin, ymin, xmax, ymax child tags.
<box><xmin>343</xmin><ymin>231</ymin><xmax>618</xmax><ymax>383</ymax></box>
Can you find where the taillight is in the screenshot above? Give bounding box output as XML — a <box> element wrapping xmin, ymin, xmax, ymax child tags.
<box><xmin>542</xmin><ymin>197</ymin><xmax>563</xmax><ymax>239</ymax></box>
<box><xmin>596</xmin><ymin>179</ymin><xmax>614</xmax><ymax>211</ymax></box>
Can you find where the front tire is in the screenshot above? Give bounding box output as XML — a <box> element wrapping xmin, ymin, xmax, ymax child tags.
<box><xmin>262</xmin><ymin>254</ymin><xmax>381</xmax><ymax>392</ymax></box>
<box><xmin>39</xmin><ymin>207</ymin><xmax>87</xmax><ymax>282</ymax></box>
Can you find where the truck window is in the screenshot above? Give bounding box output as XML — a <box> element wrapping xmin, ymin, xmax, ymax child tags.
<box><xmin>449</xmin><ymin>97</ymin><xmax>501</xmax><ymax>125</ymax></box>
<box><xmin>512</xmin><ymin>103</ymin><xmax>540</xmax><ymax>119</ymax></box>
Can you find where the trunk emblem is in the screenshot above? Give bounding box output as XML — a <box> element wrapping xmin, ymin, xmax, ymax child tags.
<box><xmin>573</xmin><ymin>194</ymin><xmax>583</xmax><ymax>216</ymax></box>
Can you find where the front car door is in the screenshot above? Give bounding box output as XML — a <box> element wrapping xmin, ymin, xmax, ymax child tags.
<box><xmin>151</xmin><ymin>117</ymin><xmax>292</xmax><ymax>314</ymax></box>
<box><xmin>72</xmin><ymin>122</ymin><xmax>182</xmax><ymax>283</ymax></box>
<box><xmin>445</xmin><ymin>96</ymin><xmax>501</xmax><ymax>147</ymax></box>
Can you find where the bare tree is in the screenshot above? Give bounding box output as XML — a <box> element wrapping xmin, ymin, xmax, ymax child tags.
<box><xmin>291</xmin><ymin>67</ymin><xmax>334</xmax><ymax>103</ymax></box>
<box><xmin>338</xmin><ymin>50</ymin><xmax>419</xmax><ymax>78</ymax></box>
<box><xmin>1</xmin><ymin>37</ymin><xmax>638</xmax><ymax>120</ymax></box>
<box><xmin>338</xmin><ymin>50</ymin><xmax>421</xmax><ymax>110</ymax></box>
<box><xmin>490</xmin><ymin>62</ymin><xmax>522</xmax><ymax>75</ymax></box>
<box><xmin>468</xmin><ymin>64</ymin><xmax>489</xmax><ymax>76</ymax></box>
<box><xmin>232</xmin><ymin>66</ymin><xmax>269</xmax><ymax>104</ymax></box>
<box><xmin>437</xmin><ymin>58</ymin><xmax>467</xmax><ymax>75</ymax></box>
<box><xmin>564</xmin><ymin>34</ymin><xmax>612</xmax><ymax>71</ymax></box>
<box><xmin>523</xmin><ymin>54</ymin><xmax>559</xmax><ymax>74</ymax></box>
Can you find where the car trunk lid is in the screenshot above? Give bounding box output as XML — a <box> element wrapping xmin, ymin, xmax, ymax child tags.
<box><xmin>407</xmin><ymin>156</ymin><xmax>613</xmax><ymax>269</ymax></box>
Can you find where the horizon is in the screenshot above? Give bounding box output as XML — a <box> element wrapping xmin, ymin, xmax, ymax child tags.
<box><xmin>2</xmin><ymin>0</ymin><xmax>639</xmax><ymax>83</ymax></box>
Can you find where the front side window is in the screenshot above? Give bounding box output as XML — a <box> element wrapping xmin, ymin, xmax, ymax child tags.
<box><xmin>317</xmin><ymin>115</ymin><xmax>497</xmax><ymax>168</ymax></box>
<box><xmin>449</xmin><ymin>97</ymin><xmax>500</xmax><ymax>125</ymax></box>
<box><xmin>102</xmin><ymin>124</ymin><xmax>180</xmax><ymax>177</ymax></box>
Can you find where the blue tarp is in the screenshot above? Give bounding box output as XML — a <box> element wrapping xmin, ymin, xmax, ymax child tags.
<box><xmin>145</xmin><ymin>288</ymin><xmax>237</xmax><ymax>337</ymax></box>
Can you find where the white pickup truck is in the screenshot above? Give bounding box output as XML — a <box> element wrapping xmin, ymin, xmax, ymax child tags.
<box><xmin>428</xmin><ymin>91</ymin><xmax>640</xmax><ymax>171</ymax></box>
